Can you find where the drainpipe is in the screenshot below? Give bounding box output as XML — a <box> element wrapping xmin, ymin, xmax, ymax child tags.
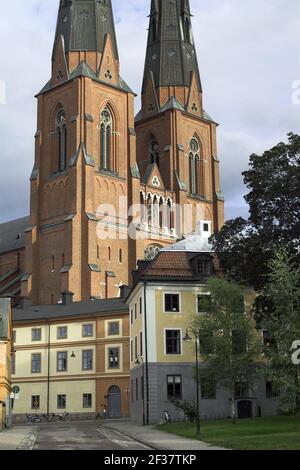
<box><xmin>143</xmin><ymin>281</ymin><xmax>150</xmax><ymax>425</ymax></box>
<box><xmin>46</xmin><ymin>321</ymin><xmax>51</xmax><ymax>417</ymax></box>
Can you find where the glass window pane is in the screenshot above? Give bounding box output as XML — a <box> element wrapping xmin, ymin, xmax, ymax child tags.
<box><xmin>83</xmin><ymin>324</ymin><xmax>93</xmax><ymax>337</ymax></box>
<box><xmin>108</xmin><ymin>322</ymin><xmax>120</xmax><ymax>336</ymax></box>
<box><xmin>57</xmin><ymin>395</ymin><xmax>66</xmax><ymax>409</ymax></box>
<box><xmin>57</xmin><ymin>352</ymin><xmax>68</xmax><ymax>371</ymax></box>
<box><xmin>57</xmin><ymin>327</ymin><xmax>68</xmax><ymax>339</ymax></box>
<box><xmin>82</xmin><ymin>350</ymin><xmax>93</xmax><ymax>370</ymax></box>
<box><xmin>165</xmin><ymin>294</ymin><xmax>180</xmax><ymax>312</ymax></box>
<box><xmin>31</xmin><ymin>396</ymin><xmax>40</xmax><ymax>410</ymax></box>
<box><xmin>31</xmin><ymin>354</ymin><xmax>41</xmax><ymax>373</ymax></box>
<box><xmin>32</xmin><ymin>329</ymin><xmax>41</xmax><ymax>341</ymax></box>
<box><xmin>109</xmin><ymin>348</ymin><xmax>120</xmax><ymax>369</ymax></box>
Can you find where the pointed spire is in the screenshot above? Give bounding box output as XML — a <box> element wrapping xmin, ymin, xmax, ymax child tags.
<box><xmin>53</xmin><ymin>0</ymin><xmax>119</xmax><ymax>61</ymax></box>
<box><xmin>142</xmin><ymin>0</ymin><xmax>202</xmax><ymax>99</ymax></box>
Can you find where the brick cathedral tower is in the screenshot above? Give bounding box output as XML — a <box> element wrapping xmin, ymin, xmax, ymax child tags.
<box><xmin>21</xmin><ymin>0</ymin><xmax>224</xmax><ymax>306</ymax></box>
<box><xmin>22</xmin><ymin>0</ymin><xmax>136</xmax><ymax>304</ymax></box>
<box><xmin>131</xmin><ymin>0</ymin><xmax>224</xmax><ymax>263</ymax></box>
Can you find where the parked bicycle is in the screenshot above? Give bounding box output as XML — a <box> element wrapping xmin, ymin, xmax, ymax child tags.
<box><xmin>162</xmin><ymin>410</ymin><xmax>171</xmax><ymax>424</ymax></box>
<box><xmin>26</xmin><ymin>414</ymin><xmax>41</xmax><ymax>424</ymax></box>
<box><xmin>42</xmin><ymin>413</ymin><xmax>56</xmax><ymax>422</ymax></box>
<box><xmin>57</xmin><ymin>412</ymin><xmax>70</xmax><ymax>422</ymax></box>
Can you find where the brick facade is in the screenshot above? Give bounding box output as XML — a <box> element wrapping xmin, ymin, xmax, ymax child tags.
<box><xmin>1</xmin><ymin>0</ymin><xmax>224</xmax><ymax>307</ymax></box>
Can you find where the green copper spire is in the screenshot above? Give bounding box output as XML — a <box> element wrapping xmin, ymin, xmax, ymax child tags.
<box><xmin>53</xmin><ymin>0</ymin><xmax>119</xmax><ymax>60</ymax></box>
<box><xmin>142</xmin><ymin>0</ymin><xmax>202</xmax><ymax>93</ymax></box>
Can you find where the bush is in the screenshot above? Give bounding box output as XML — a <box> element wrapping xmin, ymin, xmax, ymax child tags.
<box><xmin>171</xmin><ymin>399</ymin><xmax>198</xmax><ymax>423</ymax></box>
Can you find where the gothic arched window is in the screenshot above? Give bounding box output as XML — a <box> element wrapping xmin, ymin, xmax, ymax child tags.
<box><xmin>149</xmin><ymin>139</ymin><xmax>159</xmax><ymax>166</ymax></box>
<box><xmin>100</xmin><ymin>107</ymin><xmax>113</xmax><ymax>171</ymax></box>
<box><xmin>56</xmin><ymin>109</ymin><xmax>67</xmax><ymax>172</ymax></box>
<box><xmin>189</xmin><ymin>138</ymin><xmax>201</xmax><ymax>196</ymax></box>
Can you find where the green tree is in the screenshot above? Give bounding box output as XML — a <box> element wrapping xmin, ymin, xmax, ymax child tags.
<box><xmin>194</xmin><ymin>277</ymin><xmax>262</xmax><ymax>422</ymax></box>
<box><xmin>211</xmin><ymin>133</ymin><xmax>300</xmax><ymax>290</ymax></box>
<box><xmin>261</xmin><ymin>249</ymin><xmax>300</xmax><ymax>414</ymax></box>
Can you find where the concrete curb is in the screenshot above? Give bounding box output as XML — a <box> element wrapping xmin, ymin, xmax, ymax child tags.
<box><xmin>17</xmin><ymin>427</ymin><xmax>39</xmax><ymax>451</ymax></box>
<box><xmin>101</xmin><ymin>424</ymin><xmax>162</xmax><ymax>451</ymax></box>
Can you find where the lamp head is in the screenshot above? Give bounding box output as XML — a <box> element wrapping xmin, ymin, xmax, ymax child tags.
<box><xmin>183</xmin><ymin>330</ymin><xmax>192</xmax><ymax>342</ymax></box>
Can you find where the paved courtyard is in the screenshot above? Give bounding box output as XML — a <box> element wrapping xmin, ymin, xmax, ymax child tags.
<box><xmin>0</xmin><ymin>426</ymin><xmax>37</xmax><ymax>450</ymax></box>
<box><xmin>33</xmin><ymin>421</ymin><xmax>151</xmax><ymax>451</ymax></box>
<box><xmin>0</xmin><ymin>420</ymin><xmax>225</xmax><ymax>450</ymax></box>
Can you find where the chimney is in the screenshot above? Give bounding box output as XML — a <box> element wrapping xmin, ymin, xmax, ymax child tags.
<box><xmin>119</xmin><ymin>285</ymin><xmax>131</xmax><ymax>300</ymax></box>
<box><xmin>61</xmin><ymin>291</ymin><xmax>74</xmax><ymax>306</ymax></box>
<box><xmin>197</xmin><ymin>221</ymin><xmax>212</xmax><ymax>239</ymax></box>
<box><xmin>19</xmin><ymin>296</ymin><xmax>31</xmax><ymax>309</ymax></box>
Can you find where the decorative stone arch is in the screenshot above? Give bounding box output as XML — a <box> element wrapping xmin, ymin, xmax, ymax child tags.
<box><xmin>118</xmin><ymin>183</ymin><xmax>125</xmax><ymax>195</ymax></box>
<box><xmin>152</xmin><ymin>194</ymin><xmax>159</xmax><ymax>227</ymax></box>
<box><xmin>96</xmin><ymin>177</ymin><xmax>103</xmax><ymax>189</ymax></box>
<box><xmin>99</xmin><ymin>99</ymin><xmax>120</xmax><ymax>125</ymax></box>
<box><xmin>99</xmin><ymin>101</ymin><xmax>119</xmax><ymax>174</ymax></box>
<box><xmin>147</xmin><ymin>133</ymin><xmax>160</xmax><ymax>166</ymax></box>
<box><xmin>147</xmin><ymin>191</ymin><xmax>154</xmax><ymax>202</ymax></box>
<box><xmin>49</xmin><ymin>102</ymin><xmax>68</xmax><ymax>174</ymax></box>
<box><xmin>49</xmin><ymin>101</ymin><xmax>65</xmax><ymax>130</ymax></box>
<box><xmin>188</xmin><ymin>134</ymin><xmax>205</xmax><ymax>197</ymax></box>
<box><xmin>51</xmin><ymin>182</ymin><xmax>57</xmax><ymax>192</ymax></box>
<box><xmin>205</xmin><ymin>206</ymin><xmax>211</xmax><ymax>220</ymax></box>
<box><xmin>146</xmin><ymin>193</ymin><xmax>153</xmax><ymax>226</ymax></box>
<box><xmin>144</xmin><ymin>244</ymin><xmax>163</xmax><ymax>261</ymax></box>
<box><xmin>190</xmin><ymin>131</ymin><xmax>205</xmax><ymax>152</ymax></box>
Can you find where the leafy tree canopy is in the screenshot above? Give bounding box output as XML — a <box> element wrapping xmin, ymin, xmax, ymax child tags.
<box><xmin>260</xmin><ymin>249</ymin><xmax>300</xmax><ymax>414</ymax></box>
<box><xmin>212</xmin><ymin>133</ymin><xmax>300</xmax><ymax>290</ymax></box>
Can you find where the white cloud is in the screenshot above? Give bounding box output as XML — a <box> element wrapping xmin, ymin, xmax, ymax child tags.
<box><xmin>0</xmin><ymin>0</ymin><xmax>299</xmax><ymax>223</ymax></box>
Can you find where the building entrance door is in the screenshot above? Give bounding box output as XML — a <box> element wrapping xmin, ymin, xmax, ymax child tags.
<box><xmin>107</xmin><ymin>386</ymin><xmax>121</xmax><ymax>418</ymax></box>
<box><xmin>237</xmin><ymin>400</ymin><xmax>253</xmax><ymax>419</ymax></box>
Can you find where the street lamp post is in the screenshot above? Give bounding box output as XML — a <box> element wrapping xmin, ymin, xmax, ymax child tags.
<box><xmin>135</xmin><ymin>356</ymin><xmax>146</xmax><ymax>426</ymax></box>
<box><xmin>183</xmin><ymin>327</ymin><xmax>201</xmax><ymax>436</ymax></box>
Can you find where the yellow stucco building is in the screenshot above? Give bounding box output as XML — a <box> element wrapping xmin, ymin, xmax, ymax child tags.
<box><xmin>128</xmin><ymin>233</ymin><xmax>278</xmax><ymax>424</ymax></box>
<box><xmin>0</xmin><ymin>298</ymin><xmax>13</xmax><ymax>430</ymax></box>
<box><xmin>12</xmin><ymin>293</ymin><xmax>130</xmax><ymax>421</ymax></box>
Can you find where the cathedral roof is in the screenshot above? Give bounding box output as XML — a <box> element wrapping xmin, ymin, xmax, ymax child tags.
<box><xmin>160</xmin><ymin>96</ymin><xmax>186</xmax><ymax>113</ymax></box>
<box><xmin>142</xmin><ymin>0</ymin><xmax>202</xmax><ymax>93</ymax></box>
<box><xmin>161</xmin><ymin>233</ymin><xmax>214</xmax><ymax>253</ymax></box>
<box><xmin>37</xmin><ymin>61</ymin><xmax>134</xmax><ymax>97</ymax></box>
<box><xmin>53</xmin><ymin>0</ymin><xmax>119</xmax><ymax>60</ymax></box>
<box><xmin>0</xmin><ymin>216</ymin><xmax>29</xmax><ymax>254</ymax></box>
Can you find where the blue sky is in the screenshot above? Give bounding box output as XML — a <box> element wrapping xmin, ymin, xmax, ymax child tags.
<box><xmin>0</xmin><ymin>0</ymin><xmax>299</xmax><ymax>224</ymax></box>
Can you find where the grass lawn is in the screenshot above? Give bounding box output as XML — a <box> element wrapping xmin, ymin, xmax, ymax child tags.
<box><xmin>158</xmin><ymin>416</ymin><xmax>300</xmax><ymax>450</ymax></box>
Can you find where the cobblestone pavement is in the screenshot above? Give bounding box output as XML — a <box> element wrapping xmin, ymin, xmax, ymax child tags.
<box><xmin>0</xmin><ymin>426</ymin><xmax>37</xmax><ymax>450</ymax></box>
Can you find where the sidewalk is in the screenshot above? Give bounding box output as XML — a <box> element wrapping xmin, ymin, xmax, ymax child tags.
<box><xmin>102</xmin><ymin>420</ymin><xmax>226</xmax><ymax>451</ymax></box>
<box><xmin>0</xmin><ymin>426</ymin><xmax>38</xmax><ymax>450</ymax></box>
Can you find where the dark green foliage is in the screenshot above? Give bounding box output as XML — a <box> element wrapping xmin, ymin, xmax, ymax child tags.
<box><xmin>212</xmin><ymin>133</ymin><xmax>300</xmax><ymax>290</ymax></box>
<box><xmin>261</xmin><ymin>249</ymin><xmax>300</xmax><ymax>414</ymax></box>
<box><xmin>171</xmin><ymin>399</ymin><xmax>198</xmax><ymax>423</ymax></box>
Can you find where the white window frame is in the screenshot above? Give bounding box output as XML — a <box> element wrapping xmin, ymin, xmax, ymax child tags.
<box><xmin>164</xmin><ymin>328</ymin><xmax>183</xmax><ymax>356</ymax></box>
<box><xmin>163</xmin><ymin>292</ymin><xmax>182</xmax><ymax>314</ymax></box>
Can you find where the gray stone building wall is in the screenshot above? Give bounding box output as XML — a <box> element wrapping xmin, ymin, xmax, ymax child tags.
<box><xmin>131</xmin><ymin>363</ymin><xmax>279</xmax><ymax>425</ymax></box>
